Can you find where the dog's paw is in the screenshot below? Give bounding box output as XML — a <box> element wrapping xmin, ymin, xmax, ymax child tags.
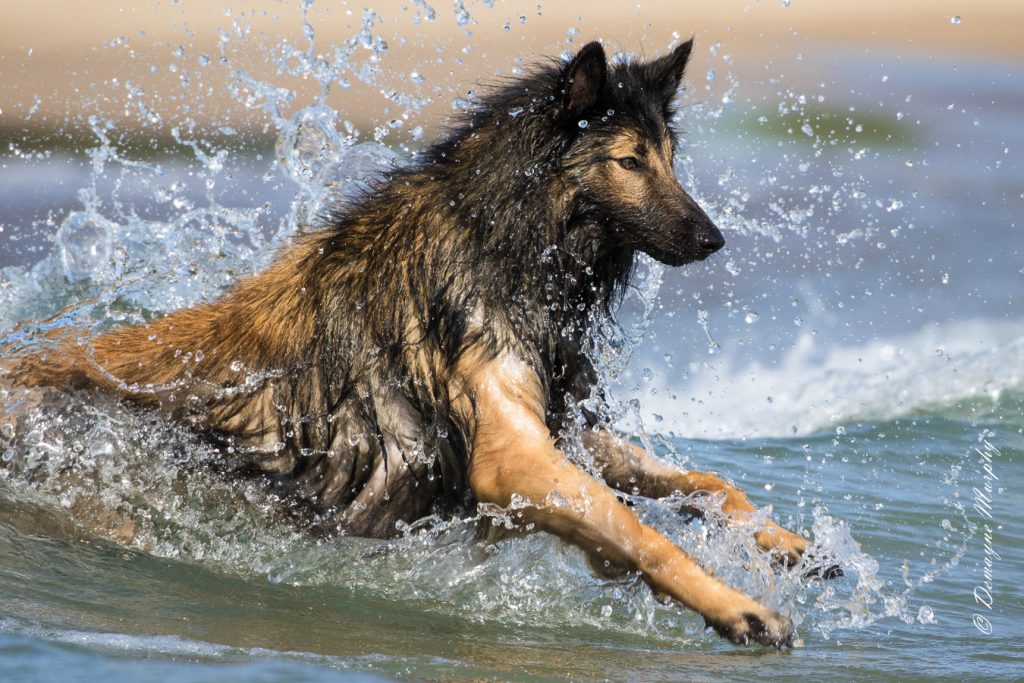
<box><xmin>706</xmin><ymin>607</ymin><xmax>794</xmax><ymax>649</ymax></box>
<box><xmin>757</xmin><ymin>525</ymin><xmax>844</xmax><ymax>579</ymax></box>
<box><xmin>798</xmin><ymin>553</ymin><xmax>844</xmax><ymax>580</ymax></box>
<box><xmin>755</xmin><ymin>522</ymin><xmax>807</xmax><ymax>566</ymax></box>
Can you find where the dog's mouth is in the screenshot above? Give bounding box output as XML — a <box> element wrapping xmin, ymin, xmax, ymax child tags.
<box><xmin>640</xmin><ymin>231</ymin><xmax>725</xmax><ymax>267</ymax></box>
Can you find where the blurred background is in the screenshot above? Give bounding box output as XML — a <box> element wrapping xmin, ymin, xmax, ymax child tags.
<box><xmin>3</xmin><ymin>1</ymin><xmax>1022</xmax><ymax>149</ymax></box>
<box><xmin>3</xmin><ymin>1</ymin><xmax>1022</xmax><ymax>118</ymax></box>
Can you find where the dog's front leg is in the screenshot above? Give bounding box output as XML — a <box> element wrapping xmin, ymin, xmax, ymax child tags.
<box><xmin>580</xmin><ymin>430</ymin><xmax>809</xmax><ymax>566</ymax></box>
<box><xmin>457</xmin><ymin>355</ymin><xmax>793</xmax><ymax>647</ymax></box>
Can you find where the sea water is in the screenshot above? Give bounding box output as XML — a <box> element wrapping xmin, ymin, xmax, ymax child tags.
<box><xmin>0</xmin><ymin>3</ymin><xmax>1021</xmax><ymax>681</ymax></box>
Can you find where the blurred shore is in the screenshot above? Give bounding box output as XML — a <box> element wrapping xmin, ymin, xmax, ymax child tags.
<box><xmin>2</xmin><ymin>0</ymin><xmax>1021</xmax><ymax>146</ymax></box>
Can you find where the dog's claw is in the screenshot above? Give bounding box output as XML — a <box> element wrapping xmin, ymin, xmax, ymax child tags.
<box><xmin>755</xmin><ymin>524</ymin><xmax>807</xmax><ymax>567</ymax></box>
<box><xmin>768</xmin><ymin>545</ymin><xmax>843</xmax><ymax>580</ymax></box>
<box><xmin>803</xmin><ymin>561</ymin><xmax>844</xmax><ymax>580</ymax></box>
<box><xmin>754</xmin><ymin>524</ymin><xmax>843</xmax><ymax>581</ymax></box>
<box><xmin>706</xmin><ymin>609</ymin><xmax>794</xmax><ymax>649</ymax></box>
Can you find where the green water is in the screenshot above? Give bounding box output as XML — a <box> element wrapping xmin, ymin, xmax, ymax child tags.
<box><xmin>1</xmin><ymin>402</ymin><xmax>1021</xmax><ymax>680</ymax></box>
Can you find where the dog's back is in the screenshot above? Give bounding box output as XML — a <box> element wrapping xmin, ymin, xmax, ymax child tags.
<box><xmin>2</xmin><ymin>228</ymin><xmax>476</xmax><ymax>537</ymax></box>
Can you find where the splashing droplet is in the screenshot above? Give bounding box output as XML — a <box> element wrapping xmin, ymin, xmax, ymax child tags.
<box><xmin>57</xmin><ymin>211</ymin><xmax>113</xmax><ymax>282</ymax></box>
<box><xmin>453</xmin><ymin>1</ymin><xmax>471</xmax><ymax>26</ymax></box>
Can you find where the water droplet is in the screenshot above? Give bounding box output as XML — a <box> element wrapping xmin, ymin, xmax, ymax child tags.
<box><xmin>950</xmin><ymin>15</ymin><xmax>961</xmax><ymax>25</ymax></box>
<box><xmin>578</xmin><ymin>119</ymin><xmax>588</xmax><ymax>129</ymax></box>
<box><xmin>57</xmin><ymin>211</ymin><xmax>113</xmax><ymax>282</ymax></box>
<box><xmin>453</xmin><ymin>1</ymin><xmax>470</xmax><ymax>26</ymax></box>
<box><xmin>412</xmin><ymin>0</ymin><xmax>437</xmax><ymax>22</ymax></box>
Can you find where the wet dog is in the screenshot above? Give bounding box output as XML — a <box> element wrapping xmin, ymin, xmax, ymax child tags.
<box><xmin>2</xmin><ymin>40</ymin><xmax>825</xmax><ymax>647</ymax></box>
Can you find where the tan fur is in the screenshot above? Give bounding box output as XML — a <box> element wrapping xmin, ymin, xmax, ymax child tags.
<box><xmin>581</xmin><ymin>429</ymin><xmax>807</xmax><ymax>565</ymax></box>
<box><xmin>457</xmin><ymin>350</ymin><xmax>793</xmax><ymax>643</ymax></box>
<box><xmin>6</xmin><ymin>238</ymin><xmax>318</xmax><ymax>403</ymax></box>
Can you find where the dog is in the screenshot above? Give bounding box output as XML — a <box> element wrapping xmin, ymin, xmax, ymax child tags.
<box><xmin>1</xmin><ymin>40</ymin><xmax>827</xmax><ymax>647</ymax></box>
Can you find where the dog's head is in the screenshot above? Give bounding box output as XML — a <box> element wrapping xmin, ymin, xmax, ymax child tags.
<box><xmin>556</xmin><ymin>41</ymin><xmax>724</xmax><ymax>267</ymax></box>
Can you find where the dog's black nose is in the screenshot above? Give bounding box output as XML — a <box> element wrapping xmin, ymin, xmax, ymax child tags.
<box><xmin>698</xmin><ymin>225</ymin><xmax>725</xmax><ymax>254</ymax></box>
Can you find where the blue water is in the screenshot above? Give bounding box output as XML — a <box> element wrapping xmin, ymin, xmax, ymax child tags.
<box><xmin>1</xmin><ymin>6</ymin><xmax>1022</xmax><ymax>681</ymax></box>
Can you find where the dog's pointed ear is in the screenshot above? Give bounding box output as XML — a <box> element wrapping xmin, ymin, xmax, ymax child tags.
<box><xmin>650</xmin><ymin>38</ymin><xmax>694</xmax><ymax>106</ymax></box>
<box><xmin>557</xmin><ymin>41</ymin><xmax>607</xmax><ymax>120</ymax></box>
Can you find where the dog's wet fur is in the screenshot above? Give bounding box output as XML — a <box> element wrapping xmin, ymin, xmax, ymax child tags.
<box><xmin>2</xmin><ymin>41</ymin><xmax>838</xmax><ymax>648</ymax></box>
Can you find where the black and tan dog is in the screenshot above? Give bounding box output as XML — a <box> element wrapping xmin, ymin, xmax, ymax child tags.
<box><xmin>2</xmin><ymin>40</ymin><xmax>828</xmax><ymax>647</ymax></box>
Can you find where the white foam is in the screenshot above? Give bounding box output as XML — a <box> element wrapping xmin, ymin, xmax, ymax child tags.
<box><xmin>0</xmin><ymin>618</ymin><xmax>236</xmax><ymax>658</ymax></box>
<box><xmin>0</xmin><ymin>617</ymin><xmax>445</xmax><ymax>674</ymax></box>
<box><xmin>634</xmin><ymin>318</ymin><xmax>1024</xmax><ymax>439</ymax></box>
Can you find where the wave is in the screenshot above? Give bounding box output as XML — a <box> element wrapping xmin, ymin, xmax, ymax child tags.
<box><xmin>0</xmin><ymin>620</ymin><xmax>399</xmax><ymax>680</ymax></box>
<box><xmin>634</xmin><ymin>318</ymin><xmax>1024</xmax><ymax>439</ymax></box>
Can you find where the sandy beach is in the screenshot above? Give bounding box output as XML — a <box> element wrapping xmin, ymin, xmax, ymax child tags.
<box><xmin>3</xmin><ymin>0</ymin><xmax>1022</xmax><ymax>134</ymax></box>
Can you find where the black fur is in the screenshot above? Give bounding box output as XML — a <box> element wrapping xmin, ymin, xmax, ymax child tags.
<box><xmin>264</xmin><ymin>40</ymin><xmax>723</xmax><ymax>534</ymax></box>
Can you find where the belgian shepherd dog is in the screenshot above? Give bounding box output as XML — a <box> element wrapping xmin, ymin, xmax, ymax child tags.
<box><xmin>1</xmin><ymin>40</ymin><xmax>831</xmax><ymax>647</ymax></box>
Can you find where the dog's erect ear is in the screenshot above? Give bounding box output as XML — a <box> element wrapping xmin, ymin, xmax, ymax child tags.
<box><xmin>558</xmin><ymin>41</ymin><xmax>607</xmax><ymax>120</ymax></box>
<box><xmin>649</xmin><ymin>38</ymin><xmax>694</xmax><ymax>106</ymax></box>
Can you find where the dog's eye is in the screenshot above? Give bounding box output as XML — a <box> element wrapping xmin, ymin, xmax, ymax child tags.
<box><xmin>616</xmin><ymin>156</ymin><xmax>640</xmax><ymax>171</ymax></box>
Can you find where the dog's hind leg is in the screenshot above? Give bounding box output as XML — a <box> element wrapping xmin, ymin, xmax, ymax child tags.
<box><xmin>580</xmin><ymin>429</ymin><xmax>810</xmax><ymax>568</ymax></box>
<box><xmin>458</xmin><ymin>354</ymin><xmax>793</xmax><ymax>647</ymax></box>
